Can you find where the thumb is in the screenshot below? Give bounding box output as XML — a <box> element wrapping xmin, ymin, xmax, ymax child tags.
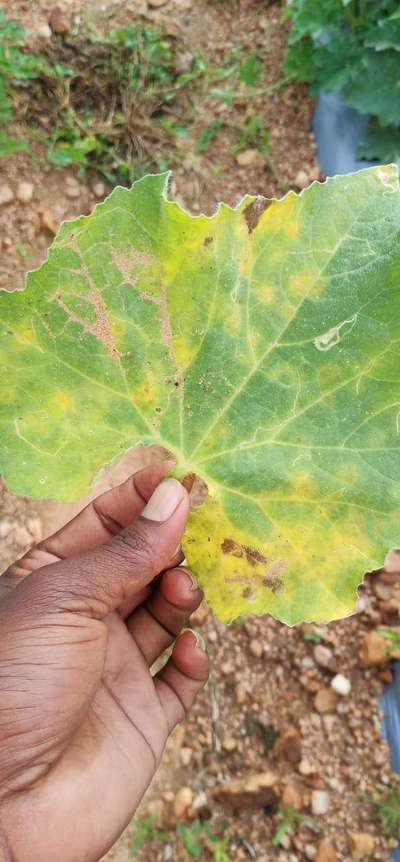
<box><xmin>7</xmin><ymin>478</ymin><xmax>189</xmax><ymax>621</ymax></box>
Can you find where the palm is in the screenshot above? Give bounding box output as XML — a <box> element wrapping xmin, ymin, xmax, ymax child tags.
<box><xmin>0</xmin><ymin>464</ymin><xmax>207</xmax><ymax>862</ymax></box>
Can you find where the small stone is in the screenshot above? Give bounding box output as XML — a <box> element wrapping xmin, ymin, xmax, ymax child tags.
<box><xmin>314</xmin><ymin>688</ymin><xmax>337</xmax><ymax>714</ymax></box>
<box><xmin>274</xmin><ymin>727</ymin><xmax>302</xmax><ymax>764</ymax></box>
<box><xmin>0</xmin><ymin>185</ymin><xmax>14</xmax><ymax>206</ymax></box>
<box><xmin>360</xmin><ymin>631</ymin><xmax>393</xmax><ymax>666</ymax></box>
<box><xmin>223</xmin><ymin>737</ymin><xmax>238</xmax><ymax>752</ymax></box>
<box><xmin>148</xmin><ymin>0</ymin><xmax>168</xmax><ymax>5</ymax></box>
<box><xmin>174</xmin><ymin>51</ymin><xmax>193</xmax><ymax>74</ymax></box>
<box><xmin>249</xmin><ymin>638</ymin><xmax>263</xmax><ymax>658</ymax></box>
<box><xmin>305</xmin><ymin>845</ymin><xmax>316</xmax><ymax>861</ymax></box>
<box><xmin>180</xmin><ymin>747</ymin><xmax>192</xmax><ymax>766</ymax></box>
<box><xmin>298</xmin><ymin>758</ymin><xmax>316</xmax><ymax>776</ymax></box>
<box><xmin>213</xmin><ymin>771</ymin><xmax>277</xmax><ymax>811</ymax></box>
<box><xmin>311</xmin><ymin>790</ymin><xmax>330</xmax><ymax>816</ymax></box>
<box><xmin>16</xmin><ymin>181</ymin><xmax>34</xmax><ymax>204</ymax></box>
<box><xmin>372</xmin><ymin>579</ymin><xmax>393</xmax><ymax>600</ymax></box>
<box><xmin>235</xmin><ymin>683</ymin><xmax>247</xmax><ymax>704</ymax></box>
<box><xmin>331</xmin><ymin>674</ymin><xmax>351</xmax><ymax>696</ymax></box>
<box><xmin>322</xmin><ymin>714</ymin><xmax>336</xmax><ymax>734</ymax></box>
<box><xmin>92</xmin><ymin>181</ymin><xmax>106</xmax><ymax>199</ymax></box>
<box><xmin>349</xmin><ymin>832</ymin><xmax>375</xmax><ymax>858</ymax></box>
<box><xmin>282</xmin><ymin>782</ymin><xmax>303</xmax><ymax>812</ymax></box>
<box><xmin>308</xmin><ymin>165</ymin><xmax>321</xmax><ymax>182</ymax></box>
<box><xmin>221</xmin><ymin>660</ymin><xmax>234</xmax><ymax>675</ymax></box>
<box><xmin>192</xmin><ymin>791</ymin><xmax>208</xmax><ymax>811</ymax></box>
<box><xmin>65</xmin><ymin>177</ymin><xmax>81</xmax><ymax>199</ymax></box>
<box><xmin>236</xmin><ymin>149</ymin><xmax>264</xmax><ymax>168</ymax></box>
<box><xmin>173</xmin><ymin>786</ymin><xmax>193</xmax><ymax>819</ymax></box>
<box><xmin>37</xmin><ymin>22</ymin><xmax>52</xmax><ymax>39</ymax></box>
<box><xmin>294</xmin><ymin>169</ymin><xmax>309</xmax><ymax>189</ymax></box>
<box><xmin>313</xmin><ymin>644</ymin><xmax>335</xmax><ymax>670</ymax></box>
<box><xmin>315</xmin><ymin>842</ymin><xmax>337</xmax><ymax>862</ymax></box>
<box><xmin>49</xmin><ymin>6</ymin><xmax>70</xmax><ymax>34</ymax></box>
<box><xmin>40</xmin><ymin>208</ymin><xmax>59</xmax><ymax>235</ymax></box>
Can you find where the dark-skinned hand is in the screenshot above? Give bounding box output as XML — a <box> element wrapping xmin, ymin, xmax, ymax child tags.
<box><xmin>0</xmin><ymin>463</ymin><xmax>208</xmax><ymax>862</ymax></box>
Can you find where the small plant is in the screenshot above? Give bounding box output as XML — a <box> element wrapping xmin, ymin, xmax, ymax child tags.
<box><xmin>177</xmin><ymin>820</ymin><xmax>203</xmax><ymax>859</ymax></box>
<box><xmin>374</xmin><ymin>787</ymin><xmax>400</xmax><ymax>837</ymax></box>
<box><xmin>272</xmin><ymin>805</ymin><xmax>312</xmax><ymax>848</ymax></box>
<box><xmin>239</xmin><ymin>52</ymin><xmax>262</xmax><ymax>87</ymax></box>
<box><xmin>231</xmin><ymin>115</ymin><xmax>270</xmax><ymax>155</ymax></box>
<box><xmin>196</xmin><ymin>119</ymin><xmax>223</xmax><ymax>154</ymax></box>
<box><xmin>284</xmin><ymin>0</ymin><xmax>400</xmax><ymax>163</ymax></box>
<box><xmin>130</xmin><ymin>815</ymin><xmax>170</xmax><ymax>855</ymax></box>
<box><xmin>0</xmin><ymin>9</ymin><xmax>70</xmax><ymax>156</ymax></box>
<box><xmin>177</xmin><ymin>819</ymin><xmax>231</xmax><ymax>861</ymax></box>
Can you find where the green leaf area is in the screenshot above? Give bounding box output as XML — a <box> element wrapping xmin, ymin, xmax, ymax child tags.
<box><xmin>1</xmin><ymin>166</ymin><xmax>400</xmax><ymax>625</ymax></box>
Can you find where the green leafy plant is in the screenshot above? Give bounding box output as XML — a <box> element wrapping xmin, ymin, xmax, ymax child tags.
<box><xmin>0</xmin><ymin>9</ymin><xmax>71</xmax><ymax>156</ymax></box>
<box><xmin>231</xmin><ymin>115</ymin><xmax>270</xmax><ymax>155</ymax></box>
<box><xmin>284</xmin><ymin>0</ymin><xmax>400</xmax><ymax>163</ymax></box>
<box><xmin>130</xmin><ymin>815</ymin><xmax>169</xmax><ymax>855</ymax></box>
<box><xmin>196</xmin><ymin>119</ymin><xmax>223</xmax><ymax>153</ymax></box>
<box><xmin>374</xmin><ymin>787</ymin><xmax>400</xmax><ymax>837</ymax></box>
<box><xmin>177</xmin><ymin>819</ymin><xmax>231</xmax><ymax>861</ymax></box>
<box><xmin>272</xmin><ymin>806</ymin><xmax>312</xmax><ymax>847</ymax></box>
<box><xmin>239</xmin><ymin>52</ymin><xmax>262</xmax><ymax>87</ymax></box>
<box><xmin>1</xmin><ymin>165</ymin><xmax>400</xmax><ymax>625</ymax></box>
<box><xmin>177</xmin><ymin>820</ymin><xmax>203</xmax><ymax>858</ymax></box>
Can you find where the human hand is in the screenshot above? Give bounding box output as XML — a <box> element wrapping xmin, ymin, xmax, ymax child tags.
<box><xmin>0</xmin><ymin>463</ymin><xmax>208</xmax><ymax>862</ymax></box>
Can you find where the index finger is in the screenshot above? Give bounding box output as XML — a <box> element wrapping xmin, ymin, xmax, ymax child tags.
<box><xmin>5</xmin><ymin>461</ymin><xmax>174</xmax><ymax>582</ymax></box>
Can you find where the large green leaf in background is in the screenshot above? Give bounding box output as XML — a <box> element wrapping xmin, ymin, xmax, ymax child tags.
<box><xmin>1</xmin><ymin>166</ymin><xmax>400</xmax><ymax>624</ymax></box>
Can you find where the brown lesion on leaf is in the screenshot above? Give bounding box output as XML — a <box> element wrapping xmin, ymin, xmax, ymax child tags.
<box><xmin>243</xmin><ymin>197</ymin><xmax>269</xmax><ymax>233</ymax></box>
<box><xmin>221</xmin><ymin>538</ymin><xmax>267</xmax><ymax>567</ymax></box>
<box><xmin>222</xmin><ymin>539</ymin><xmax>286</xmax><ymax>593</ymax></box>
<box><xmin>140</xmin><ymin>291</ymin><xmax>173</xmax><ymax>353</ymax></box>
<box><xmin>263</xmin><ymin>560</ymin><xmax>287</xmax><ymax>594</ymax></box>
<box><xmin>182</xmin><ymin>472</ymin><xmax>209</xmax><ymax>508</ymax></box>
<box><xmin>55</xmin><ymin>287</ymin><xmax>120</xmax><ymax>359</ymax></box>
<box><xmin>112</xmin><ymin>248</ymin><xmax>154</xmax><ymax>283</ymax></box>
<box><xmin>204</xmin><ymin>236</ymin><xmax>213</xmax><ymax>246</ymax></box>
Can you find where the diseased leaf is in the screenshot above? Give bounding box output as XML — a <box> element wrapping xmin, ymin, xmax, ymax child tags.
<box><xmin>1</xmin><ymin>166</ymin><xmax>400</xmax><ymax>625</ymax></box>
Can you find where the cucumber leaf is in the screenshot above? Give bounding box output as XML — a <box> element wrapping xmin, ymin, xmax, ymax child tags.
<box><xmin>1</xmin><ymin>166</ymin><xmax>400</xmax><ymax>624</ymax></box>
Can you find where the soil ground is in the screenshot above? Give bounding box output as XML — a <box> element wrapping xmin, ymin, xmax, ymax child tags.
<box><xmin>1</xmin><ymin>1</ymin><xmax>399</xmax><ymax>861</ymax></box>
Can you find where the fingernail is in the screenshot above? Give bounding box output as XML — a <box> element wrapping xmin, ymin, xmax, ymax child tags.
<box><xmin>180</xmin><ymin>568</ymin><xmax>199</xmax><ymax>592</ymax></box>
<box><xmin>182</xmin><ymin>628</ymin><xmax>207</xmax><ymax>652</ymax></box>
<box><xmin>142</xmin><ymin>478</ymin><xmax>185</xmax><ymax>522</ymax></box>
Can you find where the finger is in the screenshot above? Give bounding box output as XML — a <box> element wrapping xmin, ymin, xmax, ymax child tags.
<box><xmin>4</xmin><ymin>462</ymin><xmax>173</xmax><ymax>584</ymax></box>
<box><xmin>7</xmin><ymin>478</ymin><xmax>190</xmax><ymax>621</ymax></box>
<box><xmin>154</xmin><ymin>629</ymin><xmax>209</xmax><ymax>731</ymax></box>
<box><xmin>126</xmin><ymin>567</ymin><xmax>203</xmax><ymax>664</ymax></box>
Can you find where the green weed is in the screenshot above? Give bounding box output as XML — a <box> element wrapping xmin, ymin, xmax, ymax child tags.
<box><xmin>231</xmin><ymin>115</ymin><xmax>270</xmax><ymax>155</ymax></box>
<box><xmin>272</xmin><ymin>805</ymin><xmax>312</xmax><ymax>848</ymax></box>
<box><xmin>130</xmin><ymin>815</ymin><xmax>170</xmax><ymax>856</ymax></box>
<box><xmin>0</xmin><ymin>9</ymin><xmax>70</xmax><ymax>156</ymax></box>
<box><xmin>196</xmin><ymin>119</ymin><xmax>223</xmax><ymax>153</ymax></box>
<box><xmin>177</xmin><ymin>819</ymin><xmax>232</xmax><ymax>861</ymax></box>
<box><xmin>374</xmin><ymin>787</ymin><xmax>400</xmax><ymax>837</ymax></box>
